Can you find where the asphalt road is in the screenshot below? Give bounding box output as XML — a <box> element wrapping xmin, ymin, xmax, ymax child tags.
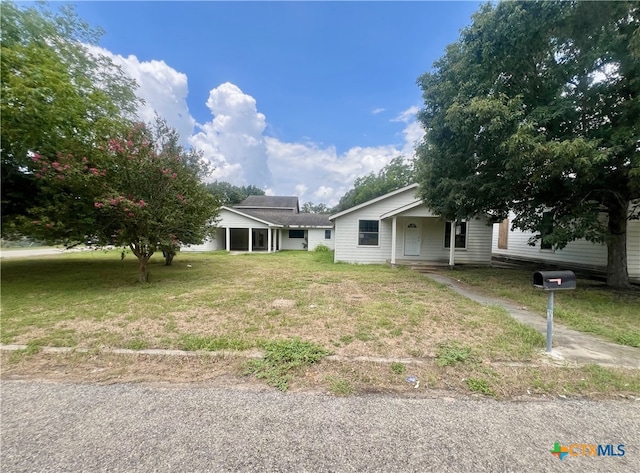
<box><xmin>1</xmin><ymin>381</ymin><xmax>639</xmax><ymax>472</ymax></box>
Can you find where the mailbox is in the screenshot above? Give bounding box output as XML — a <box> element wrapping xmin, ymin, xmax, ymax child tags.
<box><xmin>533</xmin><ymin>270</ymin><xmax>576</xmax><ymax>291</ymax></box>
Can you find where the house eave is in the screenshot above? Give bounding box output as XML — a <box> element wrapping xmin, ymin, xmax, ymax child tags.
<box><xmin>329</xmin><ymin>183</ymin><xmax>420</xmax><ymax>220</ymax></box>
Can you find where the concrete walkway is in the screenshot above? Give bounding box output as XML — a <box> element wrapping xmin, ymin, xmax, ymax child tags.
<box><xmin>424</xmin><ymin>272</ymin><xmax>640</xmax><ymax>370</ymax></box>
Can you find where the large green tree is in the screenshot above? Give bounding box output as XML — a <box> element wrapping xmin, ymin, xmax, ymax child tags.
<box><xmin>416</xmin><ymin>1</ymin><xmax>640</xmax><ymax>288</ymax></box>
<box><xmin>205</xmin><ymin>181</ymin><xmax>265</xmax><ymax>206</ymax></box>
<box><xmin>1</xmin><ymin>1</ymin><xmax>138</xmax><ymax>232</ymax></box>
<box><xmin>333</xmin><ymin>156</ymin><xmax>414</xmax><ymax>213</ymax></box>
<box><xmin>25</xmin><ymin>119</ymin><xmax>219</xmax><ymax>282</ymax></box>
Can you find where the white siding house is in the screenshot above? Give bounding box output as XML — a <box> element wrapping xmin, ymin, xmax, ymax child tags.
<box><xmin>492</xmin><ymin>209</ymin><xmax>640</xmax><ymax>283</ymax></box>
<box><xmin>183</xmin><ymin>196</ymin><xmax>333</xmax><ymax>253</ymax></box>
<box><xmin>330</xmin><ymin>184</ymin><xmax>493</xmax><ymax>265</ymax></box>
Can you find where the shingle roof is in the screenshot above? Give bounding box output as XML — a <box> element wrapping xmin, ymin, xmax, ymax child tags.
<box><xmin>236</xmin><ymin>209</ymin><xmax>332</xmax><ymax>228</ymax></box>
<box><xmin>236</xmin><ymin>195</ymin><xmax>299</xmax><ymax>211</ymax></box>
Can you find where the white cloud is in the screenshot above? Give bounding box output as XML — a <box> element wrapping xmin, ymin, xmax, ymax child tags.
<box><xmin>85</xmin><ymin>45</ymin><xmax>195</xmax><ymax>144</ymax></box>
<box><xmin>401</xmin><ymin>121</ymin><xmax>425</xmax><ymax>155</ymax></box>
<box><xmin>295</xmin><ymin>184</ymin><xmax>308</xmax><ymax>198</ymax></box>
<box><xmin>89</xmin><ymin>44</ymin><xmax>424</xmax><ymax>206</ymax></box>
<box><xmin>371</xmin><ymin>107</ymin><xmax>386</xmax><ymax>114</ymax></box>
<box><xmin>190</xmin><ymin>83</ymin><xmax>273</xmax><ymax>188</ymax></box>
<box><xmin>392</xmin><ymin>105</ymin><xmax>419</xmax><ymax>123</ymax></box>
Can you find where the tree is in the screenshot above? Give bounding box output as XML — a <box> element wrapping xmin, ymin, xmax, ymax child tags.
<box><xmin>1</xmin><ymin>1</ymin><xmax>139</xmax><ymax>233</ymax></box>
<box><xmin>416</xmin><ymin>1</ymin><xmax>640</xmax><ymax>288</ymax></box>
<box><xmin>301</xmin><ymin>202</ymin><xmax>330</xmax><ymax>214</ymax></box>
<box><xmin>24</xmin><ymin>119</ymin><xmax>219</xmax><ymax>282</ymax></box>
<box><xmin>333</xmin><ymin>156</ymin><xmax>414</xmax><ymax>213</ymax></box>
<box><xmin>205</xmin><ymin>181</ymin><xmax>265</xmax><ymax>206</ymax></box>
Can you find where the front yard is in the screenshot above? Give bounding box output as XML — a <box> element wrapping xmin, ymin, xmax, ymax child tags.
<box><xmin>1</xmin><ymin>250</ymin><xmax>638</xmax><ymax>398</ymax></box>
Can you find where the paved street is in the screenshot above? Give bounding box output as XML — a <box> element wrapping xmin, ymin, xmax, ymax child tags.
<box><xmin>1</xmin><ymin>380</ymin><xmax>638</xmax><ymax>472</ymax></box>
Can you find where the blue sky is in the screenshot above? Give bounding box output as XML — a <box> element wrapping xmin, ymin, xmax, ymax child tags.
<box><xmin>64</xmin><ymin>1</ymin><xmax>482</xmax><ymax>205</ymax></box>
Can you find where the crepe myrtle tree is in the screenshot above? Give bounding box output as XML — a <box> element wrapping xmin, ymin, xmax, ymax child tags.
<box><xmin>24</xmin><ymin>120</ymin><xmax>219</xmax><ymax>282</ymax></box>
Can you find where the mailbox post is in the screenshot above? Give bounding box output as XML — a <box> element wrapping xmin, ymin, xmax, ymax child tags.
<box><xmin>532</xmin><ymin>270</ymin><xmax>576</xmax><ymax>353</ymax></box>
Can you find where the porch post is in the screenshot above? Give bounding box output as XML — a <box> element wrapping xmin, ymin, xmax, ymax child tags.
<box><xmin>268</xmin><ymin>227</ymin><xmax>272</xmax><ymax>253</ymax></box>
<box><xmin>248</xmin><ymin>227</ymin><xmax>253</xmax><ymax>252</ymax></box>
<box><xmin>449</xmin><ymin>220</ymin><xmax>456</xmax><ymax>267</ymax></box>
<box><xmin>391</xmin><ymin>216</ymin><xmax>397</xmax><ymax>265</ymax></box>
<box><xmin>225</xmin><ymin>227</ymin><xmax>230</xmax><ymax>251</ymax></box>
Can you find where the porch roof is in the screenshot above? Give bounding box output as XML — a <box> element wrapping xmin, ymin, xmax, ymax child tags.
<box><xmin>221</xmin><ymin>207</ymin><xmax>332</xmax><ymax>228</ymax></box>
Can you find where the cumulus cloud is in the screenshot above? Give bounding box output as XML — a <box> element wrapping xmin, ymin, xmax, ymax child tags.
<box><xmin>265</xmin><ymin>138</ymin><xmax>402</xmax><ymax>207</ymax></box>
<box><xmin>190</xmin><ymin>83</ymin><xmax>273</xmax><ymax>188</ymax></box>
<box><xmin>85</xmin><ymin>45</ymin><xmax>195</xmax><ymax>144</ymax></box>
<box><xmin>89</xmin><ymin>44</ymin><xmax>424</xmax><ymax>206</ymax></box>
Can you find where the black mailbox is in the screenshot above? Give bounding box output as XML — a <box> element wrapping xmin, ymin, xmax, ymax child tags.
<box><xmin>533</xmin><ymin>270</ymin><xmax>576</xmax><ymax>291</ymax></box>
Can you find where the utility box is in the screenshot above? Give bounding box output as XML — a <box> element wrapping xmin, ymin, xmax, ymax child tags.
<box><xmin>533</xmin><ymin>270</ymin><xmax>576</xmax><ymax>291</ymax></box>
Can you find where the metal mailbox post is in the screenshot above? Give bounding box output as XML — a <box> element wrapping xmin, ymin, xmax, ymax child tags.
<box><xmin>532</xmin><ymin>270</ymin><xmax>576</xmax><ymax>352</ymax></box>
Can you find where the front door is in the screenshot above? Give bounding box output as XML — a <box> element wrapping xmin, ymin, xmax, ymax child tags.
<box><xmin>404</xmin><ymin>222</ymin><xmax>421</xmax><ymax>256</ymax></box>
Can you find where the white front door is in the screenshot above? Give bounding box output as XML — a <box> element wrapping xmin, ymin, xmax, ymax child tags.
<box><xmin>404</xmin><ymin>222</ymin><xmax>421</xmax><ymax>256</ymax></box>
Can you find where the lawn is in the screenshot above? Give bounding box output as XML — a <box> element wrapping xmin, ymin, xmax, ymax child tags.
<box><xmin>443</xmin><ymin>267</ymin><xmax>640</xmax><ymax>348</ymax></box>
<box><xmin>1</xmin><ymin>249</ymin><xmax>639</xmax><ymax>398</ymax></box>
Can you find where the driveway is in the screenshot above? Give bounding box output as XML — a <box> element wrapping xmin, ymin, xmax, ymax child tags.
<box><xmin>1</xmin><ymin>380</ymin><xmax>638</xmax><ymax>472</ymax></box>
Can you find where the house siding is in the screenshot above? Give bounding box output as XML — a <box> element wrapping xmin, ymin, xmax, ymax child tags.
<box><xmin>394</xmin><ymin>216</ymin><xmax>492</xmax><ymax>263</ymax></box>
<box><xmin>182</xmin><ymin>228</ymin><xmax>224</xmax><ymax>252</ymax></box>
<box><xmin>332</xmin><ymin>186</ymin><xmax>492</xmax><ymax>265</ymax></box>
<box><xmin>308</xmin><ymin>228</ymin><xmax>334</xmax><ymax>251</ymax></box>
<box><xmin>280</xmin><ymin>229</ymin><xmax>307</xmax><ymax>250</ymax></box>
<box><xmin>333</xmin><ymin>190</ymin><xmax>418</xmax><ymax>264</ymax></box>
<box><xmin>492</xmin><ymin>210</ymin><xmax>640</xmax><ymax>283</ymax></box>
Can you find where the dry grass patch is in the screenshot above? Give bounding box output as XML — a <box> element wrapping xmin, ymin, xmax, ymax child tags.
<box><xmin>3</xmin><ymin>250</ymin><xmax>638</xmax><ymax>397</ymax></box>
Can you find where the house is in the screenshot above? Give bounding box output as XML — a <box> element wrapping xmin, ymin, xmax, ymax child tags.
<box><xmin>492</xmin><ymin>209</ymin><xmax>640</xmax><ymax>283</ymax></box>
<box><xmin>182</xmin><ymin>195</ymin><xmax>333</xmax><ymax>253</ymax></box>
<box><xmin>329</xmin><ymin>184</ymin><xmax>493</xmax><ymax>265</ymax></box>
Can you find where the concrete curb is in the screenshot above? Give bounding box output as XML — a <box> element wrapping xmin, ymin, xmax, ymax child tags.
<box><xmin>0</xmin><ymin>344</ymin><xmax>586</xmax><ymax>369</ymax></box>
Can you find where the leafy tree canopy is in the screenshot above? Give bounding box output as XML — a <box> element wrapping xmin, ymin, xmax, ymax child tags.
<box><xmin>205</xmin><ymin>181</ymin><xmax>265</xmax><ymax>206</ymax></box>
<box><xmin>1</xmin><ymin>1</ymin><xmax>139</xmax><ymax>230</ymax></box>
<box><xmin>333</xmin><ymin>156</ymin><xmax>415</xmax><ymax>213</ymax></box>
<box><xmin>416</xmin><ymin>1</ymin><xmax>639</xmax><ymax>288</ymax></box>
<box><xmin>301</xmin><ymin>202</ymin><xmax>331</xmax><ymax>214</ymax></box>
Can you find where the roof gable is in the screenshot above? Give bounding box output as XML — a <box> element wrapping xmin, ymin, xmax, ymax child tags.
<box><xmin>329</xmin><ymin>183</ymin><xmax>420</xmax><ymax>220</ymax></box>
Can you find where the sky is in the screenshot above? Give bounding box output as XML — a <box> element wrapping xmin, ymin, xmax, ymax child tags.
<box><xmin>62</xmin><ymin>1</ymin><xmax>482</xmax><ymax>206</ymax></box>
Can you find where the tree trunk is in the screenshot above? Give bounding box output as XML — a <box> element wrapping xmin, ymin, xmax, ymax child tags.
<box><xmin>606</xmin><ymin>199</ymin><xmax>630</xmax><ymax>289</ymax></box>
<box><xmin>164</xmin><ymin>251</ymin><xmax>174</xmax><ymax>266</ymax></box>
<box><xmin>130</xmin><ymin>242</ymin><xmax>153</xmax><ymax>283</ymax></box>
<box><xmin>138</xmin><ymin>255</ymin><xmax>151</xmax><ymax>283</ymax></box>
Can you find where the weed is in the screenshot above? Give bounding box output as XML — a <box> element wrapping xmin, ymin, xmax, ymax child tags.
<box><xmin>179</xmin><ymin>334</ymin><xmax>253</xmax><ymax>351</ymax></box>
<box><xmin>466</xmin><ymin>378</ymin><xmax>496</xmax><ymax>396</ymax></box>
<box><xmin>126</xmin><ymin>339</ymin><xmax>148</xmax><ymax>350</ymax></box>
<box><xmin>327</xmin><ymin>376</ymin><xmax>355</xmax><ymax>396</ymax></box>
<box><xmin>436</xmin><ymin>341</ymin><xmax>474</xmax><ymax>366</ymax></box>
<box><xmin>247</xmin><ymin>338</ymin><xmax>330</xmax><ymax>391</ymax></box>
<box><xmin>390</xmin><ymin>362</ymin><xmax>406</xmax><ymax>375</ymax></box>
<box><xmin>339</xmin><ymin>335</ymin><xmax>354</xmax><ymax>345</ymax></box>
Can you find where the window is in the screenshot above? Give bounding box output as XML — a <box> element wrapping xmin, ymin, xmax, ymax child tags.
<box><xmin>288</xmin><ymin>230</ymin><xmax>305</xmax><ymax>239</ymax></box>
<box><xmin>325</xmin><ymin>229</ymin><xmax>331</xmax><ymax>239</ymax></box>
<box><xmin>358</xmin><ymin>220</ymin><xmax>379</xmax><ymax>246</ymax></box>
<box><xmin>540</xmin><ymin>212</ymin><xmax>553</xmax><ymax>250</ymax></box>
<box><xmin>444</xmin><ymin>221</ymin><xmax>467</xmax><ymax>249</ymax></box>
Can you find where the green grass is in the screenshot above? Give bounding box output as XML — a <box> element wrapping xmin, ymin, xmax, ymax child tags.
<box><xmin>435</xmin><ymin>341</ymin><xmax>475</xmax><ymax>367</ymax></box>
<box><xmin>2</xmin><ymin>250</ymin><xmax>638</xmax><ymax>396</ymax></box>
<box><xmin>447</xmin><ymin>267</ymin><xmax>640</xmax><ymax>347</ymax></box>
<box><xmin>246</xmin><ymin>338</ymin><xmax>330</xmax><ymax>391</ymax></box>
